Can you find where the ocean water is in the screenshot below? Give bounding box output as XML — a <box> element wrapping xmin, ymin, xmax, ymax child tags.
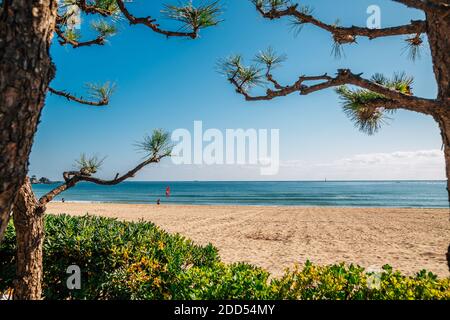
<box><xmin>32</xmin><ymin>181</ymin><xmax>449</xmax><ymax>208</ymax></box>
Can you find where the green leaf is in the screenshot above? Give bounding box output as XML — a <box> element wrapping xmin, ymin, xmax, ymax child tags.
<box><xmin>163</xmin><ymin>0</ymin><xmax>222</xmax><ymax>32</ymax></box>
<box><xmin>74</xmin><ymin>154</ymin><xmax>106</xmax><ymax>175</ymax></box>
<box><xmin>336</xmin><ymin>72</ymin><xmax>414</xmax><ymax>135</ymax></box>
<box><xmin>135</xmin><ymin>129</ymin><xmax>173</xmax><ymax>159</ymax></box>
<box><xmin>91</xmin><ymin>20</ymin><xmax>117</xmax><ymax>37</ymax></box>
<box><xmin>85</xmin><ymin>81</ymin><xmax>116</xmax><ymax>102</ymax></box>
<box><xmin>254</xmin><ymin>47</ymin><xmax>287</xmax><ymax>69</ymax></box>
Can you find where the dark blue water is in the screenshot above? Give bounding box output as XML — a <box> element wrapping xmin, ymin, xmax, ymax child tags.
<box><xmin>32</xmin><ymin>181</ymin><xmax>449</xmax><ymax>208</ymax></box>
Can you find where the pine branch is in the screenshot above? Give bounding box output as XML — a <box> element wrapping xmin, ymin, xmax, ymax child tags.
<box><xmin>253</xmin><ymin>1</ymin><xmax>427</xmax><ymax>43</ymax></box>
<box><xmin>393</xmin><ymin>0</ymin><xmax>450</xmax><ymax>14</ymax></box>
<box><xmin>39</xmin><ymin>130</ymin><xmax>172</xmax><ymax>205</ymax></box>
<box><xmin>48</xmin><ymin>82</ymin><xmax>114</xmax><ymax>106</ymax></box>
<box><xmin>116</xmin><ymin>0</ymin><xmax>222</xmax><ymax>39</ymax></box>
<box><xmin>224</xmin><ymin>64</ymin><xmax>438</xmax><ymax>114</ymax></box>
<box><xmin>55</xmin><ymin>24</ymin><xmax>107</xmax><ymax>48</ymax></box>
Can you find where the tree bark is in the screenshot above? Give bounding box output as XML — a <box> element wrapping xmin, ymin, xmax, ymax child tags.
<box><xmin>12</xmin><ymin>178</ymin><xmax>45</xmax><ymax>300</ymax></box>
<box><xmin>426</xmin><ymin>7</ymin><xmax>450</xmax><ymax>202</ymax></box>
<box><xmin>425</xmin><ymin>9</ymin><xmax>450</xmax><ymax>101</ymax></box>
<box><xmin>434</xmin><ymin>111</ymin><xmax>450</xmax><ymax>203</ymax></box>
<box><xmin>426</xmin><ymin>4</ymin><xmax>450</xmax><ymax>273</ymax></box>
<box><xmin>444</xmin><ymin>132</ymin><xmax>450</xmax><ymax>206</ymax></box>
<box><xmin>0</xmin><ymin>0</ymin><xmax>57</xmax><ymax>242</ymax></box>
<box><xmin>447</xmin><ymin>244</ymin><xmax>450</xmax><ymax>273</ymax></box>
<box><xmin>434</xmin><ymin>110</ymin><xmax>450</xmax><ymax>273</ymax></box>
<box><xmin>442</xmin><ymin>116</ymin><xmax>450</xmax><ymax>272</ymax></box>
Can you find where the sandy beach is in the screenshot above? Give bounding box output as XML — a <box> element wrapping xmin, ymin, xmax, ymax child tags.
<box><xmin>46</xmin><ymin>203</ymin><xmax>450</xmax><ymax>278</ymax></box>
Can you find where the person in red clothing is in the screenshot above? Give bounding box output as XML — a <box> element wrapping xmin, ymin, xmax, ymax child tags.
<box><xmin>165</xmin><ymin>186</ymin><xmax>171</xmax><ymax>197</ymax></box>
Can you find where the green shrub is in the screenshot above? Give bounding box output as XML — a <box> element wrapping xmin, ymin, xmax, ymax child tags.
<box><xmin>1</xmin><ymin>214</ymin><xmax>449</xmax><ymax>300</ymax></box>
<box><xmin>271</xmin><ymin>262</ymin><xmax>450</xmax><ymax>300</ymax></box>
<box><xmin>271</xmin><ymin>261</ymin><xmax>368</xmax><ymax>300</ymax></box>
<box><xmin>0</xmin><ymin>220</ymin><xmax>16</xmax><ymax>293</ymax></box>
<box><xmin>369</xmin><ymin>266</ymin><xmax>450</xmax><ymax>300</ymax></box>
<box><xmin>174</xmin><ymin>262</ymin><xmax>273</xmax><ymax>300</ymax></box>
<box><xmin>0</xmin><ymin>214</ymin><xmax>219</xmax><ymax>299</ymax></box>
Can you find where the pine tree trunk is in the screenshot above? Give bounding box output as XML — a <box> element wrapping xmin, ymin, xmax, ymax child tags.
<box><xmin>12</xmin><ymin>178</ymin><xmax>45</xmax><ymax>300</ymax></box>
<box><xmin>432</xmin><ymin>112</ymin><xmax>450</xmax><ymax>205</ymax></box>
<box><xmin>443</xmin><ymin>132</ymin><xmax>450</xmax><ymax>206</ymax></box>
<box><xmin>447</xmin><ymin>243</ymin><xmax>450</xmax><ymax>273</ymax></box>
<box><xmin>426</xmin><ymin>6</ymin><xmax>450</xmax><ymax>272</ymax></box>
<box><xmin>0</xmin><ymin>0</ymin><xmax>57</xmax><ymax>242</ymax></box>
<box><xmin>425</xmin><ymin>9</ymin><xmax>450</xmax><ymax>102</ymax></box>
<box><xmin>443</xmin><ymin>122</ymin><xmax>450</xmax><ymax>273</ymax></box>
<box><xmin>432</xmin><ymin>110</ymin><xmax>450</xmax><ymax>273</ymax></box>
<box><xmin>426</xmin><ymin>8</ymin><xmax>449</xmax><ymax>197</ymax></box>
<box><xmin>437</xmin><ymin>113</ymin><xmax>450</xmax><ymax>273</ymax></box>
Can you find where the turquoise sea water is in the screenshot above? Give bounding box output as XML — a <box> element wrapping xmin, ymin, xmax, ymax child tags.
<box><xmin>32</xmin><ymin>181</ymin><xmax>449</xmax><ymax>208</ymax></box>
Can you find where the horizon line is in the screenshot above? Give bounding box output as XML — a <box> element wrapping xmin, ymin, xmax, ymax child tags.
<box><xmin>35</xmin><ymin>179</ymin><xmax>447</xmax><ymax>183</ymax></box>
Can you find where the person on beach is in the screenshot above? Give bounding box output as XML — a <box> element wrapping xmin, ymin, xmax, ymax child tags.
<box><xmin>166</xmin><ymin>186</ymin><xmax>171</xmax><ymax>197</ymax></box>
<box><xmin>156</xmin><ymin>199</ymin><xmax>161</xmax><ymax>205</ymax></box>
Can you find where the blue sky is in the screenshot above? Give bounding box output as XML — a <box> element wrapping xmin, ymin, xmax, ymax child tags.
<box><xmin>29</xmin><ymin>0</ymin><xmax>445</xmax><ymax>181</ymax></box>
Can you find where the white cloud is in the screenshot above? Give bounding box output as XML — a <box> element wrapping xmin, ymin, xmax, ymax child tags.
<box><xmin>277</xmin><ymin>149</ymin><xmax>445</xmax><ymax>180</ymax></box>
<box><xmin>333</xmin><ymin>149</ymin><xmax>443</xmax><ymax>166</ymax></box>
